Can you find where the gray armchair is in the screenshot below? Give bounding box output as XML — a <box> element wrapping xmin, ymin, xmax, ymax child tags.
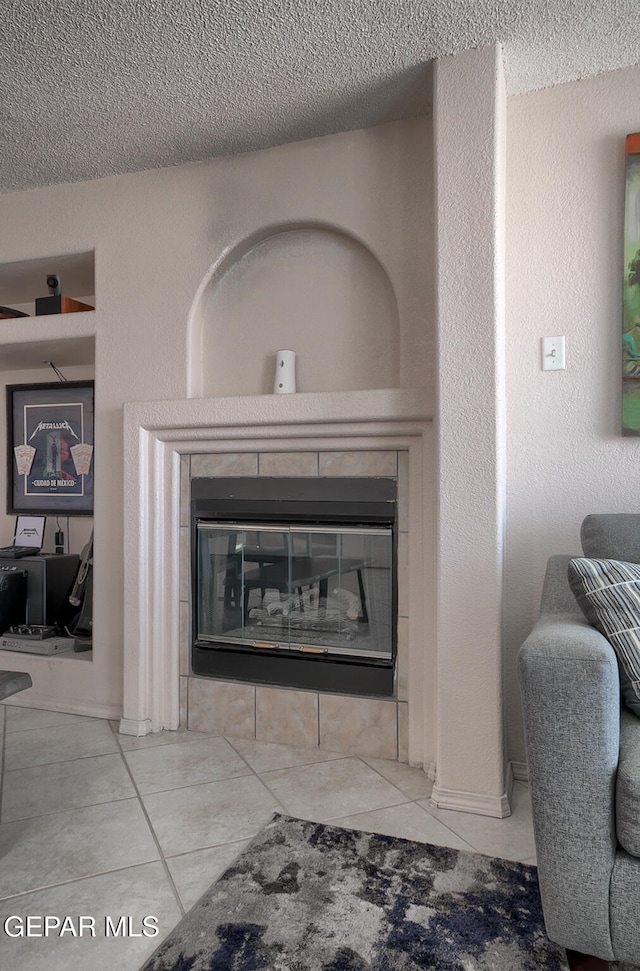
<box><xmin>518</xmin><ymin>514</ymin><xmax>640</xmax><ymax>967</ymax></box>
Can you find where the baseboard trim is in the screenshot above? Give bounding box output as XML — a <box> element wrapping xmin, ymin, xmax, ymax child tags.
<box><xmin>119</xmin><ymin>717</ymin><xmax>153</xmax><ymax>737</ymax></box>
<box><xmin>511</xmin><ymin>760</ymin><xmax>529</xmax><ymax>783</ymax></box>
<box><xmin>430</xmin><ymin>778</ymin><xmax>512</xmax><ymax>818</ymax></box>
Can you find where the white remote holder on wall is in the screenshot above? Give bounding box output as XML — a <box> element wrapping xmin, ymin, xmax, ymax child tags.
<box><xmin>274</xmin><ymin>350</ymin><xmax>296</xmax><ymax>393</ymax></box>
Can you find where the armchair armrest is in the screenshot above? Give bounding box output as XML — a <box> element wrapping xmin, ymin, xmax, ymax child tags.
<box><xmin>518</xmin><ymin>564</ymin><xmax>620</xmax><ymax>960</ymax></box>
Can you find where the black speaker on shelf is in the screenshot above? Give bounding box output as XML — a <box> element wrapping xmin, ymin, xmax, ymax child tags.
<box><xmin>0</xmin><ymin>554</ymin><xmax>79</xmax><ymax>629</ymax></box>
<box><xmin>0</xmin><ymin>570</ymin><xmax>27</xmax><ymax>631</ymax></box>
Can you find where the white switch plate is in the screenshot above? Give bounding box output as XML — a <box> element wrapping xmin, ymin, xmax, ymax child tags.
<box><xmin>542</xmin><ymin>336</ymin><xmax>566</xmax><ymax>371</ymax></box>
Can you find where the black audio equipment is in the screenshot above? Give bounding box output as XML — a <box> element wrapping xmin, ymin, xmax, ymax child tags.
<box><xmin>0</xmin><ymin>554</ymin><xmax>79</xmax><ymax>628</ymax></box>
<box><xmin>0</xmin><ymin>569</ymin><xmax>27</xmax><ymax>631</ymax></box>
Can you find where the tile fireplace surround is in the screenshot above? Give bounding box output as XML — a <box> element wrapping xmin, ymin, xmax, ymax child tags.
<box><xmin>120</xmin><ymin>388</ymin><xmax>435</xmax><ymax>772</ymax></box>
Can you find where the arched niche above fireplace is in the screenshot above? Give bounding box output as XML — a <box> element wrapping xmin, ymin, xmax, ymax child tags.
<box><xmin>189</xmin><ymin>224</ymin><xmax>400</xmax><ymax>398</ymax></box>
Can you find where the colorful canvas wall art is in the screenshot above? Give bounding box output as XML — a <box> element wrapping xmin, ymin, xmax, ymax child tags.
<box><xmin>623</xmin><ymin>132</ymin><xmax>640</xmax><ymax>434</ymax></box>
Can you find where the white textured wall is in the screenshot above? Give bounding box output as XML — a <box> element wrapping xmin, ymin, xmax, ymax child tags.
<box><xmin>198</xmin><ymin>227</ymin><xmax>400</xmax><ymax>396</ymax></box>
<box><xmin>0</xmin><ymin>117</ymin><xmax>433</xmax><ymax>717</ymax></box>
<box><xmin>432</xmin><ymin>45</ymin><xmax>509</xmax><ymax>814</ymax></box>
<box><xmin>504</xmin><ymin>63</ymin><xmax>640</xmax><ymax>767</ymax></box>
<box><xmin>9</xmin><ymin>53</ymin><xmax>637</xmax><ymax>782</ymax></box>
<box><xmin>188</xmin><ymin>119</ymin><xmax>433</xmax><ymax>397</ymax></box>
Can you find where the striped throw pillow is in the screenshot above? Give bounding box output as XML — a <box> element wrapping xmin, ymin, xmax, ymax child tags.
<box><xmin>568</xmin><ymin>557</ymin><xmax>640</xmax><ymax>717</ymax></box>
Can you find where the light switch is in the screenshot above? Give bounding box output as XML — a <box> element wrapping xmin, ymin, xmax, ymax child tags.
<box><xmin>542</xmin><ymin>336</ymin><xmax>566</xmax><ymax>371</ymax></box>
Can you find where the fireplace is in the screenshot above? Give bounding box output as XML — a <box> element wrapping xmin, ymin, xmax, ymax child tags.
<box><xmin>191</xmin><ymin>477</ymin><xmax>397</xmax><ymax>696</ymax></box>
<box><xmin>120</xmin><ymin>388</ymin><xmax>434</xmax><ymax>769</ymax></box>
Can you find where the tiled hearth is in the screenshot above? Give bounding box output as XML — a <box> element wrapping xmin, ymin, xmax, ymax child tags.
<box><xmin>180</xmin><ymin>449</ymin><xmax>411</xmax><ymax>762</ymax></box>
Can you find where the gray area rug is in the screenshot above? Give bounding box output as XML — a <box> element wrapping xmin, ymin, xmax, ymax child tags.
<box><xmin>140</xmin><ymin>813</ymin><xmax>579</xmax><ymax>970</ymax></box>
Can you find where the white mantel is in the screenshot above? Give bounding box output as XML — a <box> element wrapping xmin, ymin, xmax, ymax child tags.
<box><xmin>120</xmin><ymin>387</ymin><xmax>436</xmax><ymax>768</ymax></box>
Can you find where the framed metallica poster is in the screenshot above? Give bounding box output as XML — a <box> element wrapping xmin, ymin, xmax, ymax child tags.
<box><xmin>7</xmin><ymin>381</ymin><xmax>94</xmax><ymax>515</ymax></box>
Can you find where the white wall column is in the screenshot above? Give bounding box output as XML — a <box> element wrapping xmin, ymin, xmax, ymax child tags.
<box><xmin>431</xmin><ymin>44</ymin><xmax>509</xmax><ymax>816</ymax></box>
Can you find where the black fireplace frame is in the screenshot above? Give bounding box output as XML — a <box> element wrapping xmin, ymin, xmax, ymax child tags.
<box><xmin>190</xmin><ymin>477</ymin><xmax>397</xmax><ymax>697</ymax></box>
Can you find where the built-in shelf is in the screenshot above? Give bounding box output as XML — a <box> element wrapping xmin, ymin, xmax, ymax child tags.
<box><xmin>0</xmin><ymin>649</ymin><xmax>92</xmax><ymax>663</ymax></box>
<box><xmin>0</xmin><ymin>251</ymin><xmax>96</xmax><ymax>372</ymax></box>
<box><xmin>0</xmin><ymin>251</ymin><xmax>95</xmax><ymax>318</ymax></box>
<box><xmin>0</xmin><ymin>252</ymin><xmax>96</xmax><ymax>688</ymax></box>
<box><xmin>0</xmin><ymin>334</ymin><xmax>95</xmax><ymax>373</ymax></box>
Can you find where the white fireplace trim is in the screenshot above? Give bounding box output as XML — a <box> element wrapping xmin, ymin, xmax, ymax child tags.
<box><xmin>120</xmin><ymin>387</ymin><xmax>434</xmax><ymax>765</ymax></box>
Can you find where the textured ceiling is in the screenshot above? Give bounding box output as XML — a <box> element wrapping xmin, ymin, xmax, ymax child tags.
<box><xmin>1</xmin><ymin>0</ymin><xmax>639</xmax><ymax>196</ymax></box>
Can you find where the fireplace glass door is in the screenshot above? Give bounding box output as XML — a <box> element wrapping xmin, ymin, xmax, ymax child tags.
<box><xmin>196</xmin><ymin>522</ymin><xmax>393</xmax><ymax>659</ymax></box>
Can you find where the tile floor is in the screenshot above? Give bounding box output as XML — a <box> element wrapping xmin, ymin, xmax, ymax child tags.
<box><xmin>0</xmin><ymin>705</ymin><xmax>536</xmax><ymax>970</ymax></box>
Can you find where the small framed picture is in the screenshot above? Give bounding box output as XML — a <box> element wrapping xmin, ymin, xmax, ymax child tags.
<box><xmin>14</xmin><ymin>515</ymin><xmax>46</xmax><ymax>549</ymax></box>
<box><xmin>7</xmin><ymin>381</ymin><xmax>94</xmax><ymax>515</ymax></box>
